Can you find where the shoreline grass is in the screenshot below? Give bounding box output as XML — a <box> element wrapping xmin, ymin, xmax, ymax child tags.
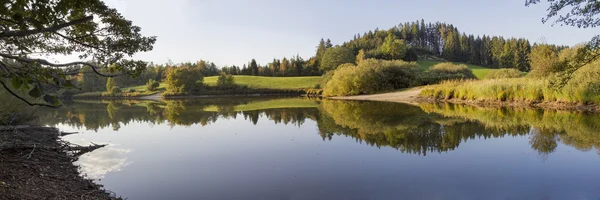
<box><xmin>420</xmin><ymin>77</ymin><xmax>600</xmax><ymax>105</ymax></box>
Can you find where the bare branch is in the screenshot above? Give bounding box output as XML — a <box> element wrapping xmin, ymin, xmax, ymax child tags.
<box><xmin>0</xmin><ymin>16</ymin><xmax>93</xmax><ymax>38</ymax></box>
<box><xmin>0</xmin><ymin>80</ymin><xmax>60</xmax><ymax>108</ymax></box>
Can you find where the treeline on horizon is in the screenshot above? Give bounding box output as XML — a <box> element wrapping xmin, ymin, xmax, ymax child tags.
<box><xmin>225</xmin><ymin>19</ymin><xmax>565</xmax><ymax>75</ymax></box>
<box><xmin>70</xmin><ymin>19</ymin><xmax>567</xmax><ymax>94</ymax></box>
<box><xmin>125</xmin><ymin>19</ymin><xmax>565</xmax><ymax>79</ymax></box>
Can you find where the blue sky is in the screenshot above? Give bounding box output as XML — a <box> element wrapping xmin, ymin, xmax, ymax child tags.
<box><xmin>105</xmin><ymin>0</ymin><xmax>597</xmax><ymax>67</ymax></box>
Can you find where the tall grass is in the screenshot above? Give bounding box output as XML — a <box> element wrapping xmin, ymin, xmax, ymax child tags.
<box><xmin>421</xmin><ymin>78</ymin><xmax>548</xmax><ymax>102</ymax></box>
<box><xmin>421</xmin><ymin>62</ymin><xmax>600</xmax><ymax>104</ymax></box>
<box><xmin>485</xmin><ymin>68</ymin><xmax>523</xmax><ymax>79</ymax></box>
<box><xmin>422</xmin><ymin>57</ymin><xmax>600</xmax><ymax>104</ymax></box>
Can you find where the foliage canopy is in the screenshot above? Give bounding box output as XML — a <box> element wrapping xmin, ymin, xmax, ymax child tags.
<box><xmin>0</xmin><ymin>0</ymin><xmax>156</xmax><ymax>107</ymax></box>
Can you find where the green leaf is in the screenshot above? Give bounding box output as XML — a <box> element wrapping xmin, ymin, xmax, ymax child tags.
<box><xmin>43</xmin><ymin>95</ymin><xmax>59</xmax><ymax>106</ymax></box>
<box><xmin>64</xmin><ymin>80</ymin><xmax>74</xmax><ymax>88</ymax></box>
<box><xmin>12</xmin><ymin>77</ymin><xmax>22</xmax><ymax>89</ymax></box>
<box><xmin>28</xmin><ymin>86</ymin><xmax>42</xmax><ymax>98</ymax></box>
<box><xmin>22</xmin><ymin>83</ymin><xmax>30</xmax><ymax>92</ymax></box>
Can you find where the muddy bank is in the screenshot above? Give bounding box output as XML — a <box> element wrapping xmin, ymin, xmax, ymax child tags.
<box><xmin>0</xmin><ymin>126</ymin><xmax>120</xmax><ymax>200</ymax></box>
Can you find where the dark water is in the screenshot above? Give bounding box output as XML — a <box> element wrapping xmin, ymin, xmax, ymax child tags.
<box><xmin>41</xmin><ymin>98</ymin><xmax>600</xmax><ymax>200</ymax></box>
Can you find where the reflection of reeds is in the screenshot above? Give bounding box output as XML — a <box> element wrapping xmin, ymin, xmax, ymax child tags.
<box><xmin>420</xmin><ymin>103</ymin><xmax>600</xmax><ymax>152</ymax></box>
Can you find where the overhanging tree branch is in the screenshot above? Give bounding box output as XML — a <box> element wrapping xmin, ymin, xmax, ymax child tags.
<box><xmin>0</xmin><ymin>53</ymin><xmax>123</xmax><ymax>77</ymax></box>
<box><xmin>0</xmin><ymin>80</ymin><xmax>60</xmax><ymax>108</ymax></box>
<box><xmin>52</xmin><ymin>31</ymin><xmax>109</xmax><ymax>54</ymax></box>
<box><xmin>0</xmin><ymin>16</ymin><xmax>94</xmax><ymax>38</ymax></box>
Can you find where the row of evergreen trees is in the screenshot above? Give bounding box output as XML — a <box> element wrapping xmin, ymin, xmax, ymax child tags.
<box><xmin>342</xmin><ymin>20</ymin><xmax>560</xmax><ymax>71</ymax></box>
<box><xmin>220</xmin><ymin>55</ymin><xmax>321</xmax><ymax>77</ymax></box>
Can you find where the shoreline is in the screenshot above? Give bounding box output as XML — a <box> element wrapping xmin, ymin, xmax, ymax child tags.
<box><xmin>427</xmin><ymin>98</ymin><xmax>600</xmax><ymax>112</ymax></box>
<box><xmin>0</xmin><ymin>126</ymin><xmax>119</xmax><ymax>200</ymax></box>
<box><xmin>327</xmin><ymin>87</ymin><xmax>600</xmax><ymax>112</ymax></box>
<box><xmin>70</xmin><ymin>92</ymin><xmax>319</xmax><ymax>101</ymax></box>
<box><xmin>328</xmin><ymin>88</ymin><xmax>424</xmax><ymax>106</ymax></box>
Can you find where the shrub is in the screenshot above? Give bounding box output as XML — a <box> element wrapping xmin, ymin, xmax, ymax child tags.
<box><xmin>485</xmin><ymin>69</ymin><xmax>523</xmax><ymax>79</ymax></box>
<box><xmin>323</xmin><ymin>59</ymin><xmax>421</xmax><ymax>96</ymax></box>
<box><xmin>165</xmin><ymin>66</ymin><xmax>203</xmax><ymax>94</ymax></box>
<box><xmin>529</xmin><ymin>44</ymin><xmax>561</xmax><ymax>77</ymax></box>
<box><xmin>146</xmin><ymin>79</ymin><xmax>160</xmax><ymax>91</ymax></box>
<box><xmin>128</xmin><ymin>89</ymin><xmax>136</xmax><ymax>93</ymax></box>
<box><xmin>421</xmin><ymin>62</ymin><xmax>476</xmax><ymax>84</ymax></box>
<box><xmin>216</xmin><ymin>73</ymin><xmax>235</xmax><ymax>88</ymax></box>
<box><xmin>561</xmin><ymin>60</ymin><xmax>600</xmax><ymax>103</ymax></box>
<box><xmin>318</xmin><ymin>71</ymin><xmax>335</xmax><ymax>86</ymax></box>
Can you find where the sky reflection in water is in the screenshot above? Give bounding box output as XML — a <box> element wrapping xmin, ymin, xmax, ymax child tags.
<box><xmin>43</xmin><ymin>98</ymin><xmax>600</xmax><ymax>200</ymax></box>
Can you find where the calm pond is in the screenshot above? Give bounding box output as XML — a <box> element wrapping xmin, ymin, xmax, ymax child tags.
<box><xmin>40</xmin><ymin>98</ymin><xmax>600</xmax><ymax>200</ymax></box>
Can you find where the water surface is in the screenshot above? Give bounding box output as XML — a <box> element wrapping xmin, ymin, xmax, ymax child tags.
<box><xmin>41</xmin><ymin>98</ymin><xmax>600</xmax><ymax>200</ymax></box>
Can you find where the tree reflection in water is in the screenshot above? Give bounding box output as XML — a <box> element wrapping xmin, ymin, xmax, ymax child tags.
<box><xmin>40</xmin><ymin>98</ymin><xmax>600</xmax><ymax>157</ymax></box>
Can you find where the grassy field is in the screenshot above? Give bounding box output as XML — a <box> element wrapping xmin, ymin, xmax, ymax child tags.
<box><xmin>417</xmin><ymin>60</ymin><xmax>495</xmax><ymax>79</ymax></box>
<box><xmin>204</xmin><ymin>75</ymin><xmax>321</xmax><ymax>89</ymax></box>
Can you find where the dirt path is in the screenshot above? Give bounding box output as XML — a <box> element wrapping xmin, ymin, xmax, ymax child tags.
<box><xmin>329</xmin><ymin>88</ymin><xmax>423</xmax><ymax>105</ymax></box>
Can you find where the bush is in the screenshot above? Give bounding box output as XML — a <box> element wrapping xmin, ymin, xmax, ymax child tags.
<box><xmin>165</xmin><ymin>66</ymin><xmax>203</xmax><ymax>94</ymax></box>
<box><xmin>323</xmin><ymin>59</ymin><xmax>421</xmax><ymax>96</ymax></box>
<box><xmin>485</xmin><ymin>69</ymin><xmax>523</xmax><ymax>79</ymax></box>
<box><xmin>216</xmin><ymin>73</ymin><xmax>235</xmax><ymax>88</ymax></box>
<box><xmin>561</xmin><ymin>60</ymin><xmax>600</xmax><ymax>103</ymax></box>
<box><xmin>318</xmin><ymin>71</ymin><xmax>335</xmax><ymax>86</ymax></box>
<box><xmin>128</xmin><ymin>89</ymin><xmax>136</xmax><ymax>93</ymax></box>
<box><xmin>529</xmin><ymin>44</ymin><xmax>562</xmax><ymax>77</ymax></box>
<box><xmin>146</xmin><ymin>79</ymin><xmax>160</xmax><ymax>91</ymax></box>
<box><xmin>421</xmin><ymin>62</ymin><xmax>477</xmax><ymax>84</ymax></box>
